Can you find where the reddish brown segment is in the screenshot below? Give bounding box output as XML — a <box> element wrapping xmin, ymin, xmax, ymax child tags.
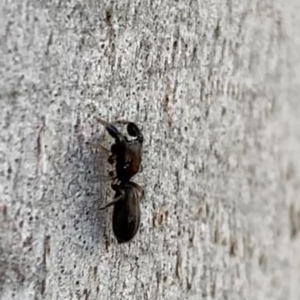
<box><xmin>115</xmin><ymin>142</ymin><xmax>142</xmax><ymax>182</ymax></box>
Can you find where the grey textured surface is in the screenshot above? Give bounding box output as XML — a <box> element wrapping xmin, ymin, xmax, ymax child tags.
<box><xmin>1</xmin><ymin>0</ymin><xmax>300</xmax><ymax>299</ymax></box>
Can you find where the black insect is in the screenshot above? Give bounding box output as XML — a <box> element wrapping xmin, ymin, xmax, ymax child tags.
<box><xmin>97</xmin><ymin>118</ymin><xmax>144</xmax><ymax>243</ymax></box>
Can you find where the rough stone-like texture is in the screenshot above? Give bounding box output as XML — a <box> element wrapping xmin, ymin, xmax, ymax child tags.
<box><xmin>1</xmin><ymin>0</ymin><xmax>300</xmax><ymax>299</ymax></box>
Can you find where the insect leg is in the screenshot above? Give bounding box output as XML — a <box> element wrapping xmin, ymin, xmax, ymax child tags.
<box><xmin>99</xmin><ymin>193</ymin><xmax>124</xmax><ymax>210</ymax></box>
<box><xmin>96</xmin><ymin>174</ymin><xmax>115</xmax><ymax>181</ymax></box>
<box><xmin>96</xmin><ymin>144</ymin><xmax>111</xmax><ymax>154</ymax></box>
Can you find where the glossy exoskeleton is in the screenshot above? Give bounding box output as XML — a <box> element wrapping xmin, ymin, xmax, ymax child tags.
<box><xmin>97</xmin><ymin>118</ymin><xmax>143</xmax><ymax>182</ymax></box>
<box><xmin>100</xmin><ymin>181</ymin><xmax>143</xmax><ymax>243</ymax></box>
<box><xmin>97</xmin><ymin>118</ymin><xmax>144</xmax><ymax>244</ymax></box>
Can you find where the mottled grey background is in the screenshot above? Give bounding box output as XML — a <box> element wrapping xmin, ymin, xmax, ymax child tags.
<box><xmin>1</xmin><ymin>0</ymin><xmax>300</xmax><ymax>299</ymax></box>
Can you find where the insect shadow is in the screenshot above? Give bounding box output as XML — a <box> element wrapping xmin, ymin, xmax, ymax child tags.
<box><xmin>65</xmin><ymin>133</ymin><xmax>114</xmax><ymax>249</ymax></box>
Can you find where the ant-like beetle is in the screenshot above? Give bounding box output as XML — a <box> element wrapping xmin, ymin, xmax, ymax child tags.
<box><xmin>97</xmin><ymin>118</ymin><xmax>144</xmax><ymax>244</ymax></box>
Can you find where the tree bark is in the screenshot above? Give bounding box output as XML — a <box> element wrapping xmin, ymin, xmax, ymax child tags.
<box><xmin>1</xmin><ymin>1</ymin><xmax>300</xmax><ymax>299</ymax></box>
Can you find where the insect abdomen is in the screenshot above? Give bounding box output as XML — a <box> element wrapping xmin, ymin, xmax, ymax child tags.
<box><xmin>112</xmin><ymin>196</ymin><xmax>141</xmax><ymax>243</ymax></box>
